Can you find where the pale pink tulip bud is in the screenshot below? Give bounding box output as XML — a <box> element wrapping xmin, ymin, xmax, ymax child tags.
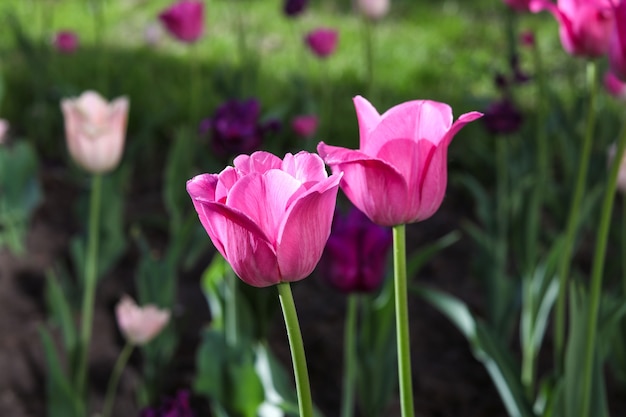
<box><xmin>60</xmin><ymin>91</ymin><xmax>129</xmax><ymax>174</ymax></box>
<box><xmin>608</xmin><ymin>143</ymin><xmax>626</xmax><ymax>194</ymax></box>
<box><xmin>356</xmin><ymin>0</ymin><xmax>390</xmax><ymax>20</ymax></box>
<box><xmin>0</xmin><ymin>119</ymin><xmax>9</xmax><ymax>144</ymax></box>
<box><xmin>115</xmin><ymin>296</ymin><xmax>170</xmax><ymax>345</ymax></box>
<box><xmin>291</xmin><ymin>114</ymin><xmax>318</xmax><ymax>138</ymax></box>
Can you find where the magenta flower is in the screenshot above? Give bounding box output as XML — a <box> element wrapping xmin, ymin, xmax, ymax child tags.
<box><xmin>284</xmin><ymin>0</ymin><xmax>309</xmax><ymax>17</ymax></box>
<box><xmin>291</xmin><ymin>114</ymin><xmax>319</xmax><ymax>138</ymax></box>
<box><xmin>322</xmin><ymin>206</ymin><xmax>392</xmax><ymax>293</ymax></box>
<box><xmin>529</xmin><ymin>0</ymin><xmax>615</xmax><ymax>57</ymax></box>
<box><xmin>53</xmin><ymin>30</ymin><xmax>79</xmax><ymax>54</ymax></box>
<box><xmin>198</xmin><ymin>98</ymin><xmax>279</xmax><ymax>158</ymax></box>
<box><xmin>159</xmin><ymin>0</ymin><xmax>205</xmax><ymax>43</ymax></box>
<box><xmin>608</xmin><ymin>0</ymin><xmax>626</xmax><ymax>80</ymax></box>
<box><xmin>317</xmin><ymin>96</ymin><xmax>482</xmax><ymax>227</ymax></box>
<box><xmin>604</xmin><ymin>71</ymin><xmax>626</xmax><ymax>100</ymax></box>
<box><xmin>187</xmin><ymin>151</ymin><xmax>342</xmax><ymax>287</ymax></box>
<box><xmin>304</xmin><ymin>28</ymin><xmax>339</xmax><ymax>58</ymax></box>
<box><xmin>504</xmin><ymin>0</ymin><xmax>532</xmax><ymax>12</ymax></box>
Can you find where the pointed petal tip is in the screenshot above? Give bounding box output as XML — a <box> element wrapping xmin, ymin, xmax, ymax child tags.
<box><xmin>459</xmin><ymin>111</ymin><xmax>484</xmax><ymax>122</ymax></box>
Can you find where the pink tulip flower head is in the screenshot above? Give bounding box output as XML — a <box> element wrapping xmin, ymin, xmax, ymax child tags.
<box><xmin>604</xmin><ymin>70</ymin><xmax>626</xmax><ymax>100</ymax></box>
<box><xmin>0</xmin><ymin>119</ymin><xmax>9</xmax><ymax>144</ymax></box>
<box><xmin>115</xmin><ymin>296</ymin><xmax>170</xmax><ymax>346</ymax></box>
<box><xmin>529</xmin><ymin>0</ymin><xmax>615</xmax><ymax>57</ymax></box>
<box><xmin>608</xmin><ymin>0</ymin><xmax>626</xmax><ymax>80</ymax></box>
<box><xmin>504</xmin><ymin>0</ymin><xmax>532</xmax><ymax>11</ymax></box>
<box><xmin>356</xmin><ymin>0</ymin><xmax>390</xmax><ymax>20</ymax></box>
<box><xmin>159</xmin><ymin>0</ymin><xmax>205</xmax><ymax>43</ymax></box>
<box><xmin>187</xmin><ymin>151</ymin><xmax>342</xmax><ymax>287</ymax></box>
<box><xmin>291</xmin><ymin>114</ymin><xmax>319</xmax><ymax>139</ymax></box>
<box><xmin>60</xmin><ymin>91</ymin><xmax>129</xmax><ymax>174</ymax></box>
<box><xmin>322</xmin><ymin>206</ymin><xmax>392</xmax><ymax>293</ymax></box>
<box><xmin>305</xmin><ymin>28</ymin><xmax>339</xmax><ymax>58</ymax></box>
<box><xmin>53</xmin><ymin>30</ymin><xmax>79</xmax><ymax>54</ymax></box>
<box><xmin>318</xmin><ymin>96</ymin><xmax>483</xmax><ymax>227</ymax></box>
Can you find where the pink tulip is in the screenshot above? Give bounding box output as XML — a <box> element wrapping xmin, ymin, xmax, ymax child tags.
<box><xmin>0</xmin><ymin>119</ymin><xmax>8</xmax><ymax>144</ymax></box>
<box><xmin>159</xmin><ymin>0</ymin><xmax>205</xmax><ymax>43</ymax></box>
<box><xmin>53</xmin><ymin>30</ymin><xmax>79</xmax><ymax>54</ymax></box>
<box><xmin>317</xmin><ymin>96</ymin><xmax>482</xmax><ymax>227</ymax></box>
<box><xmin>291</xmin><ymin>114</ymin><xmax>318</xmax><ymax>138</ymax></box>
<box><xmin>608</xmin><ymin>0</ymin><xmax>626</xmax><ymax>80</ymax></box>
<box><xmin>356</xmin><ymin>0</ymin><xmax>390</xmax><ymax>20</ymax></box>
<box><xmin>116</xmin><ymin>296</ymin><xmax>170</xmax><ymax>345</ymax></box>
<box><xmin>187</xmin><ymin>151</ymin><xmax>342</xmax><ymax>287</ymax></box>
<box><xmin>504</xmin><ymin>0</ymin><xmax>532</xmax><ymax>12</ymax></box>
<box><xmin>604</xmin><ymin>71</ymin><xmax>626</xmax><ymax>99</ymax></box>
<box><xmin>60</xmin><ymin>91</ymin><xmax>129</xmax><ymax>174</ymax></box>
<box><xmin>304</xmin><ymin>28</ymin><xmax>338</xmax><ymax>58</ymax></box>
<box><xmin>529</xmin><ymin>0</ymin><xmax>615</xmax><ymax>57</ymax></box>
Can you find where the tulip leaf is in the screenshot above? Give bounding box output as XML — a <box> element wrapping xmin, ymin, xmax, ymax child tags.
<box><xmin>411</xmin><ymin>283</ymin><xmax>536</xmax><ymax>417</ymax></box>
<box><xmin>39</xmin><ymin>327</ymin><xmax>83</xmax><ymax>417</ymax></box>
<box><xmin>406</xmin><ymin>230</ymin><xmax>461</xmax><ymax>280</ymax></box>
<box><xmin>44</xmin><ymin>270</ymin><xmax>78</xmax><ymax>365</ymax></box>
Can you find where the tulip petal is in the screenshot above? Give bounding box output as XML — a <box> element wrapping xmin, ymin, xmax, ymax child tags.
<box><xmin>227</xmin><ymin>170</ymin><xmax>303</xmax><ymax>244</ymax></box>
<box><xmin>413</xmin><ymin>142</ymin><xmax>448</xmax><ymax>222</ymax></box>
<box><xmin>353</xmin><ymin>96</ymin><xmax>381</xmax><ymax>149</ymax></box>
<box><xmin>318</xmin><ymin>142</ymin><xmax>409</xmax><ymax>226</ymax></box>
<box><xmin>443</xmin><ymin>111</ymin><xmax>484</xmax><ymax>146</ymax></box>
<box><xmin>277</xmin><ymin>175</ymin><xmax>341</xmax><ymax>281</ymax></box>
<box><xmin>234</xmin><ymin>151</ymin><xmax>283</xmax><ymax>175</ymax></box>
<box><xmin>281</xmin><ymin>151</ymin><xmax>329</xmax><ymax>185</ymax></box>
<box><xmin>198</xmin><ymin>201</ymin><xmax>280</xmax><ymax>287</ymax></box>
<box><xmin>364</xmin><ymin>100</ymin><xmax>452</xmax><ymax>157</ymax></box>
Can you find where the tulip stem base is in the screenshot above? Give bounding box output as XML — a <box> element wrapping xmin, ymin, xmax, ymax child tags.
<box><xmin>393</xmin><ymin>224</ymin><xmax>415</xmax><ymax>417</ymax></box>
<box><xmin>101</xmin><ymin>342</ymin><xmax>134</xmax><ymax>417</ymax></box>
<box><xmin>341</xmin><ymin>294</ymin><xmax>359</xmax><ymax>417</ymax></box>
<box><xmin>277</xmin><ymin>282</ymin><xmax>313</xmax><ymax>417</ymax></box>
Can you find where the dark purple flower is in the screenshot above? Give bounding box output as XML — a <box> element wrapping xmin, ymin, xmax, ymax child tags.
<box><xmin>199</xmin><ymin>98</ymin><xmax>279</xmax><ymax>157</ymax></box>
<box><xmin>482</xmin><ymin>99</ymin><xmax>524</xmax><ymax>135</ymax></box>
<box><xmin>321</xmin><ymin>206</ymin><xmax>392</xmax><ymax>293</ymax></box>
<box><xmin>139</xmin><ymin>390</ymin><xmax>194</xmax><ymax>417</ymax></box>
<box><xmin>284</xmin><ymin>0</ymin><xmax>308</xmax><ymax>17</ymax></box>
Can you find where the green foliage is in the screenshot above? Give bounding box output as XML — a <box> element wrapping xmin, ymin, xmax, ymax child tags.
<box><xmin>0</xmin><ymin>140</ymin><xmax>42</xmax><ymax>255</ymax></box>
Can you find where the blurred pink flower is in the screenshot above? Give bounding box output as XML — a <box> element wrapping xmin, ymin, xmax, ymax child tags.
<box><xmin>604</xmin><ymin>71</ymin><xmax>626</xmax><ymax>100</ymax></box>
<box><xmin>60</xmin><ymin>91</ymin><xmax>129</xmax><ymax>174</ymax></box>
<box><xmin>520</xmin><ymin>30</ymin><xmax>536</xmax><ymax>47</ymax></box>
<box><xmin>304</xmin><ymin>28</ymin><xmax>339</xmax><ymax>58</ymax></box>
<box><xmin>356</xmin><ymin>0</ymin><xmax>390</xmax><ymax>20</ymax></box>
<box><xmin>608</xmin><ymin>0</ymin><xmax>626</xmax><ymax>80</ymax></box>
<box><xmin>530</xmin><ymin>0</ymin><xmax>615</xmax><ymax>57</ymax></box>
<box><xmin>291</xmin><ymin>114</ymin><xmax>318</xmax><ymax>138</ymax></box>
<box><xmin>187</xmin><ymin>151</ymin><xmax>342</xmax><ymax>287</ymax></box>
<box><xmin>144</xmin><ymin>22</ymin><xmax>164</xmax><ymax>46</ymax></box>
<box><xmin>159</xmin><ymin>0</ymin><xmax>205</xmax><ymax>43</ymax></box>
<box><xmin>53</xmin><ymin>30</ymin><xmax>79</xmax><ymax>54</ymax></box>
<box><xmin>318</xmin><ymin>96</ymin><xmax>482</xmax><ymax>226</ymax></box>
<box><xmin>0</xmin><ymin>119</ymin><xmax>8</xmax><ymax>144</ymax></box>
<box><xmin>504</xmin><ymin>0</ymin><xmax>532</xmax><ymax>12</ymax></box>
<box><xmin>116</xmin><ymin>296</ymin><xmax>170</xmax><ymax>345</ymax></box>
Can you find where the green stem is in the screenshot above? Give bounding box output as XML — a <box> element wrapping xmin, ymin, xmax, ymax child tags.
<box><xmin>393</xmin><ymin>224</ymin><xmax>414</xmax><ymax>417</ymax></box>
<box><xmin>520</xmin><ymin>279</ymin><xmax>535</xmax><ymax>398</ymax></box>
<box><xmin>277</xmin><ymin>282</ymin><xmax>313</xmax><ymax>417</ymax></box>
<box><xmin>525</xmin><ymin>37</ymin><xmax>549</xmax><ymax>274</ymax></box>
<box><xmin>101</xmin><ymin>342</ymin><xmax>134</xmax><ymax>417</ymax></box>
<box><xmin>362</xmin><ymin>17</ymin><xmax>374</xmax><ymax>99</ymax></box>
<box><xmin>622</xmin><ymin>194</ymin><xmax>626</xmax><ymax>296</ymax></box>
<box><xmin>76</xmin><ymin>174</ymin><xmax>103</xmax><ymax>395</ymax></box>
<box><xmin>554</xmin><ymin>61</ymin><xmax>597</xmax><ymax>370</ymax></box>
<box><xmin>580</xmin><ymin>119</ymin><xmax>626</xmax><ymax>417</ymax></box>
<box><xmin>189</xmin><ymin>43</ymin><xmax>200</xmax><ymax>124</ymax></box>
<box><xmin>341</xmin><ymin>295</ymin><xmax>359</xmax><ymax>417</ymax></box>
